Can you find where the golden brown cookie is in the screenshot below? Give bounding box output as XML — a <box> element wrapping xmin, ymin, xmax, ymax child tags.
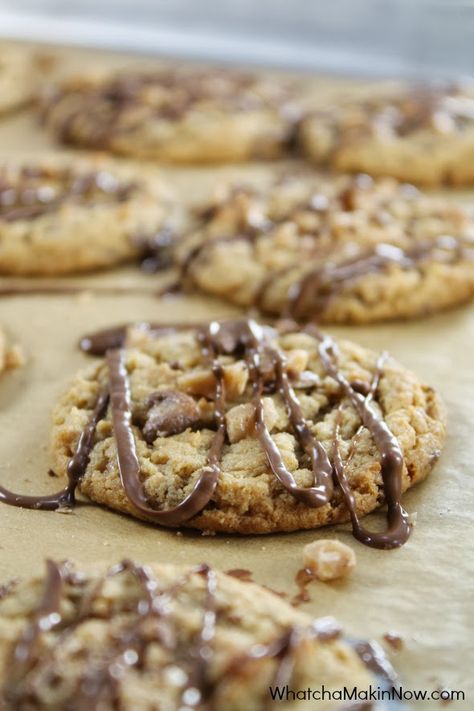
<box><xmin>0</xmin><ymin>159</ymin><xmax>167</xmax><ymax>275</ymax></box>
<box><xmin>40</xmin><ymin>66</ymin><xmax>301</xmax><ymax>163</ymax></box>
<box><xmin>178</xmin><ymin>174</ymin><xmax>474</xmax><ymax>324</ymax></box>
<box><xmin>45</xmin><ymin>319</ymin><xmax>445</xmax><ymax>543</ymax></box>
<box><xmin>0</xmin><ymin>558</ymin><xmax>376</xmax><ymax>710</ymax></box>
<box><xmin>300</xmin><ymin>83</ymin><xmax>474</xmax><ymax>185</ymax></box>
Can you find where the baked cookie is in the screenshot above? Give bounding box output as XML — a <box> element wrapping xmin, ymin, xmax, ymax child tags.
<box><xmin>40</xmin><ymin>67</ymin><xmax>301</xmax><ymax>163</ymax></box>
<box><xmin>178</xmin><ymin>174</ymin><xmax>474</xmax><ymax>324</ymax></box>
<box><xmin>0</xmin><ymin>328</ymin><xmax>24</xmax><ymax>374</ymax></box>
<box><xmin>300</xmin><ymin>83</ymin><xmax>474</xmax><ymax>185</ymax></box>
<box><xmin>0</xmin><ymin>160</ymin><xmax>167</xmax><ymax>275</ymax></box>
<box><xmin>43</xmin><ymin>319</ymin><xmax>446</xmax><ymax>543</ymax></box>
<box><xmin>0</xmin><ymin>558</ymin><xmax>376</xmax><ymax>710</ymax></box>
<box><xmin>0</xmin><ymin>48</ymin><xmax>40</xmax><ymax>115</ymax></box>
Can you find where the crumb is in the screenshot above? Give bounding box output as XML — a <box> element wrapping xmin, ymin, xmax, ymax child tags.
<box><xmin>408</xmin><ymin>511</ymin><xmax>418</xmax><ymax>526</ymax></box>
<box><xmin>5</xmin><ymin>344</ymin><xmax>26</xmax><ymax>369</ymax></box>
<box><xmin>303</xmin><ymin>539</ymin><xmax>356</xmax><ymax>582</ymax></box>
<box><xmin>383</xmin><ymin>632</ymin><xmax>404</xmax><ymax>651</ymax></box>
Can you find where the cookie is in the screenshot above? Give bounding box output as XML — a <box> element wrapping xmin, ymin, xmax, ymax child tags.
<box><xmin>40</xmin><ymin>67</ymin><xmax>301</xmax><ymax>163</ymax></box>
<box><xmin>0</xmin><ymin>49</ymin><xmax>40</xmax><ymax>115</ymax></box>
<box><xmin>0</xmin><ymin>558</ymin><xmax>377</xmax><ymax>710</ymax></box>
<box><xmin>0</xmin><ymin>160</ymin><xmax>166</xmax><ymax>275</ymax></box>
<box><xmin>31</xmin><ymin>318</ymin><xmax>445</xmax><ymax>543</ymax></box>
<box><xmin>300</xmin><ymin>83</ymin><xmax>474</xmax><ymax>185</ymax></box>
<box><xmin>0</xmin><ymin>328</ymin><xmax>24</xmax><ymax>375</ymax></box>
<box><xmin>178</xmin><ymin>174</ymin><xmax>474</xmax><ymax>324</ymax></box>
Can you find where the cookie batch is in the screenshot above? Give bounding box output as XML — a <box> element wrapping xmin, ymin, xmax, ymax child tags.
<box><xmin>0</xmin><ymin>47</ymin><xmax>471</xmax><ymax>710</ymax></box>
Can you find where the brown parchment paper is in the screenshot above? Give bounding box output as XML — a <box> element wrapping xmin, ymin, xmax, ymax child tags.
<box><xmin>0</xmin><ymin>41</ymin><xmax>472</xmax><ymax>709</ymax></box>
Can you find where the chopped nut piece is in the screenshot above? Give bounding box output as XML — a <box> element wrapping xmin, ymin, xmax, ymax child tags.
<box><xmin>226</xmin><ymin>397</ymin><xmax>278</xmax><ymax>443</ymax></box>
<box><xmin>0</xmin><ymin>331</ymin><xmax>26</xmax><ymax>373</ymax></box>
<box><xmin>178</xmin><ymin>361</ymin><xmax>248</xmax><ymax>400</ymax></box>
<box><xmin>383</xmin><ymin>632</ymin><xmax>404</xmax><ymax>651</ymax></box>
<box><xmin>286</xmin><ymin>349</ymin><xmax>309</xmax><ymax>377</ymax></box>
<box><xmin>143</xmin><ymin>389</ymin><xmax>200</xmax><ymax>443</ymax></box>
<box><xmin>303</xmin><ymin>539</ymin><xmax>356</xmax><ymax>582</ymax></box>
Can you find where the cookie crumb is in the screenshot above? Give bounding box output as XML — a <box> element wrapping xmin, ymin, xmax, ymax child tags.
<box><xmin>5</xmin><ymin>343</ymin><xmax>26</xmax><ymax>369</ymax></box>
<box><xmin>383</xmin><ymin>632</ymin><xmax>404</xmax><ymax>651</ymax></box>
<box><xmin>303</xmin><ymin>539</ymin><xmax>356</xmax><ymax>582</ymax></box>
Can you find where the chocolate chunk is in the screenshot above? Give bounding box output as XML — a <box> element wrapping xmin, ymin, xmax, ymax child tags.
<box><xmin>143</xmin><ymin>390</ymin><xmax>200</xmax><ymax>442</ymax></box>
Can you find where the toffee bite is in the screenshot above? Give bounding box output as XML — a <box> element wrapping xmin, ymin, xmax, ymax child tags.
<box><xmin>0</xmin><ymin>318</ymin><xmax>446</xmax><ymax>548</ymax></box>
<box><xmin>0</xmin><ymin>558</ymin><xmax>398</xmax><ymax>710</ymax></box>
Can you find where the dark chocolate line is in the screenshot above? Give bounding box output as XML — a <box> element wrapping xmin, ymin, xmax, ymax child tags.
<box><xmin>106</xmin><ymin>348</ymin><xmax>220</xmax><ymax>525</ymax></box>
<box><xmin>0</xmin><ymin>389</ymin><xmax>109</xmax><ymax>510</ymax></box>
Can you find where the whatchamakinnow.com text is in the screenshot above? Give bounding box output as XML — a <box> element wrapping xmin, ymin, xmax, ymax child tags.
<box><xmin>268</xmin><ymin>685</ymin><xmax>465</xmax><ymax>704</ymax></box>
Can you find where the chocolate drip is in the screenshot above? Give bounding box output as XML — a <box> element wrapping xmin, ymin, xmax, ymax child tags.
<box><xmin>1</xmin><ymin>318</ymin><xmax>415</xmax><ymax>549</ymax></box>
<box><xmin>107</xmin><ymin>348</ymin><xmax>220</xmax><ymax>525</ymax></box>
<box><xmin>12</xmin><ymin>559</ymin><xmax>66</xmax><ymax>668</ymax></box>
<box><xmin>0</xmin><ymin>389</ymin><xmax>109</xmax><ymax>510</ymax></box>
<box><xmin>79</xmin><ymin>322</ymin><xmax>203</xmax><ymax>356</ymax></box>
<box><xmin>318</xmin><ymin>335</ymin><xmax>410</xmax><ymax>549</ymax></box>
<box><xmin>286</xmin><ymin>236</ymin><xmax>471</xmax><ymax>320</ymax></box>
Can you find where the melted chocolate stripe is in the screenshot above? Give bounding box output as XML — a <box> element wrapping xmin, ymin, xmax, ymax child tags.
<box><xmin>319</xmin><ymin>336</ymin><xmax>410</xmax><ymax>549</ymax></box>
<box><xmin>106</xmin><ymin>348</ymin><xmax>219</xmax><ymax>525</ymax></box>
<box><xmin>0</xmin><ymin>169</ymin><xmax>135</xmax><ymax>223</ymax></box>
<box><xmin>286</xmin><ymin>236</ymin><xmax>472</xmax><ymax>320</ymax></box>
<box><xmin>248</xmin><ymin>344</ymin><xmax>333</xmax><ymax>506</ymax></box>
<box><xmin>0</xmin><ymin>390</ymin><xmax>109</xmax><ymax>510</ymax></box>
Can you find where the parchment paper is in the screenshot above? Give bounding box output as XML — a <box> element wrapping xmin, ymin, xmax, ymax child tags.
<box><xmin>0</xmin><ymin>41</ymin><xmax>472</xmax><ymax>710</ymax></box>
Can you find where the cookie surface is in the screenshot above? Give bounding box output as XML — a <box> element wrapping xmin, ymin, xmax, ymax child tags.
<box><xmin>300</xmin><ymin>84</ymin><xmax>474</xmax><ymax>186</ymax></box>
<box><xmin>41</xmin><ymin>67</ymin><xmax>301</xmax><ymax>163</ymax></box>
<box><xmin>0</xmin><ymin>558</ymin><xmax>373</xmax><ymax>710</ymax></box>
<box><xmin>178</xmin><ymin>174</ymin><xmax>474</xmax><ymax>324</ymax></box>
<box><xmin>0</xmin><ymin>49</ymin><xmax>39</xmax><ymax>115</ymax></box>
<box><xmin>0</xmin><ymin>159</ymin><xmax>166</xmax><ymax>275</ymax></box>
<box><xmin>49</xmin><ymin>319</ymin><xmax>445</xmax><ymax>540</ymax></box>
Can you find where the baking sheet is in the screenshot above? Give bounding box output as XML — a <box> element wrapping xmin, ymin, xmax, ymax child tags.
<box><xmin>0</xmin><ymin>41</ymin><xmax>472</xmax><ymax>709</ymax></box>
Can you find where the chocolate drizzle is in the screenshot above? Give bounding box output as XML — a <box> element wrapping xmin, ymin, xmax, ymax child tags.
<box><xmin>43</xmin><ymin>68</ymin><xmax>296</xmax><ymax>151</ymax></box>
<box><xmin>1</xmin><ymin>558</ymin><xmax>400</xmax><ymax>709</ymax></box>
<box><xmin>0</xmin><ymin>389</ymin><xmax>109</xmax><ymax>511</ymax></box>
<box><xmin>180</xmin><ymin>177</ymin><xmax>473</xmax><ymax>321</ymax></box>
<box><xmin>318</xmin><ymin>334</ymin><xmax>410</xmax><ymax>549</ymax></box>
<box><xmin>107</xmin><ymin>348</ymin><xmax>220</xmax><ymax>525</ymax></box>
<box><xmin>286</xmin><ymin>236</ymin><xmax>472</xmax><ymax>320</ymax></box>
<box><xmin>1</xmin><ymin>318</ymin><xmax>415</xmax><ymax>549</ymax></box>
<box><xmin>0</xmin><ymin>165</ymin><xmax>135</xmax><ymax>223</ymax></box>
